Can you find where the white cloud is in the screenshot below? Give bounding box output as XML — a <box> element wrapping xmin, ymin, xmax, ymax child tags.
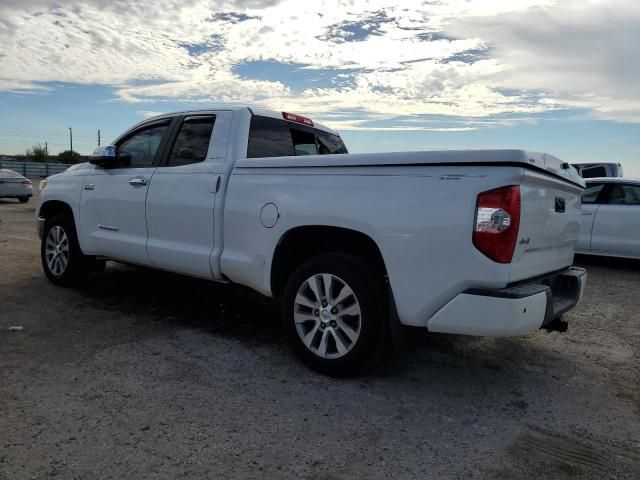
<box><xmin>446</xmin><ymin>0</ymin><xmax>640</xmax><ymax>122</ymax></box>
<box><xmin>0</xmin><ymin>0</ymin><xmax>637</xmax><ymax>129</ymax></box>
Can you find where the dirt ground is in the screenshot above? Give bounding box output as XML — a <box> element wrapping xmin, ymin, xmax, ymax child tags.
<box><xmin>1</xmin><ymin>186</ymin><xmax>639</xmax><ymax>479</ymax></box>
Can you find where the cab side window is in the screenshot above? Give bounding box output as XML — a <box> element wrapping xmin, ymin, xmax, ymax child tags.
<box><xmin>117</xmin><ymin>123</ymin><xmax>169</xmax><ymax>168</ymax></box>
<box><xmin>247</xmin><ymin>116</ymin><xmax>295</xmax><ymax>158</ymax></box>
<box><xmin>167</xmin><ymin>116</ymin><xmax>216</xmax><ymax>167</ymax></box>
<box><xmin>608</xmin><ymin>184</ymin><xmax>640</xmax><ymax>205</ymax></box>
<box><xmin>582</xmin><ymin>183</ymin><xmax>606</xmax><ymax>204</ymax></box>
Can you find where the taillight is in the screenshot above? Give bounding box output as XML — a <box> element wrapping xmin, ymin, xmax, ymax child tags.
<box><xmin>21</xmin><ymin>179</ymin><xmax>32</xmax><ymax>185</ymax></box>
<box><xmin>473</xmin><ymin>185</ymin><xmax>521</xmax><ymax>263</ymax></box>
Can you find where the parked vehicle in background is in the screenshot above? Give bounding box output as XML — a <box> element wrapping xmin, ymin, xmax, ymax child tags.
<box><xmin>0</xmin><ymin>169</ymin><xmax>32</xmax><ymax>202</ymax></box>
<box><xmin>572</xmin><ymin>162</ymin><xmax>623</xmax><ymax>178</ymax></box>
<box><xmin>577</xmin><ymin>177</ymin><xmax>640</xmax><ymax>259</ymax></box>
<box><xmin>36</xmin><ymin>106</ymin><xmax>587</xmax><ymax>375</ymax></box>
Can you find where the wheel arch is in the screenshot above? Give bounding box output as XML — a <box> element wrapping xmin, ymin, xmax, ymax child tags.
<box><xmin>39</xmin><ymin>200</ymin><xmax>75</xmax><ymax>222</ymax></box>
<box><xmin>270</xmin><ymin>225</ymin><xmax>389</xmax><ymax>299</ymax></box>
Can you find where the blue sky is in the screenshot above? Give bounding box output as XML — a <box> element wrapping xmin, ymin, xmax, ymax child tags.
<box><xmin>0</xmin><ymin>0</ymin><xmax>638</xmax><ymax>175</ymax></box>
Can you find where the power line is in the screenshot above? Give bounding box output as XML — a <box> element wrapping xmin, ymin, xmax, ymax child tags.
<box><xmin>0</xmin><ymin>126</ymin><xmax>102</xmax><ymax>136</ymax></box>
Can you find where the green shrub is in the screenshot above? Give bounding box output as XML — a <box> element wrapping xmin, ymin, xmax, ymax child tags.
<box><xmin>58</xmin><ymin>150</ymin><xmax>82</xmax><ymax>164</ymax></box>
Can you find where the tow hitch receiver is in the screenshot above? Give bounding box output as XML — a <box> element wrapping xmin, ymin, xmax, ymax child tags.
<box><xmin>544</xmin><ymin>316</ymin><xmax>569</xmax><ymax>333</ymax></box>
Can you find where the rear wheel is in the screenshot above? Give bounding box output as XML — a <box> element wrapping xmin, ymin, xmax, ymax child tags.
<box><xmin>41</xmin><ymin>213</ymin><xmax>99</xmax><ymax>286</ymax></box>
<box><xmin>283</xmin><ymin>253</ymin><xmax>384</xmax><ymax>376</ymax></box>
<box><xmin>18</xmin><ymin>196</ymin><xmax>29</xmax><ymax>203</ymax></box>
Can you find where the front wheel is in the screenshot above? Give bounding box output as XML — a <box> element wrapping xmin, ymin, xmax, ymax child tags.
<box><xmin>282</xmin><ymin>253</ymin><xmax>384</xmax><ymax>376</ymax></box>
<box><xmin>41</xmin><ymin>213</ymin><xmax>96</xmax><ymax>286</ymax></box>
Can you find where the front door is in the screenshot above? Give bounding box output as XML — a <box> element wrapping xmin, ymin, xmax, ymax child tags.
<box><xmin>79</xmin><ymin>119</ymin><xmax>172</xmax><ymax>265</ymax></box>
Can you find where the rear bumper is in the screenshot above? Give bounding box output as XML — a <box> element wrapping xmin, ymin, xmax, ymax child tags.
<box><xmin>426</xmin><ymin>267</ymin><xmax>587</xmax><ymax>336</ymax></box>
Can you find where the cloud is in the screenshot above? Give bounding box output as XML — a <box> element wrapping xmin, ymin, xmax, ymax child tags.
<box><xmin>446</xmin><ymin>0</ymin><xmax>640</xmax><ymax>121</ymax></box>
<box><xmin>136</xmin><ymin>110</ymin><xmax>166</xmax><ymax>118</ymax></box>
<box><xmin>0</xmin><ymin>0</ymin><xmax>637</xmax><ymax>130</ymax></box>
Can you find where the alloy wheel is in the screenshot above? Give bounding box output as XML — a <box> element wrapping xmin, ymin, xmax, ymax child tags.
<box><xmin>45</xmin><ymin>225</ymin><xmax>70</xmax><ymax>276</ymax></box>
<box><xmin>293</xmin><ymin>273</ymin><xmax>362</xmax><ymax>359</ymax></box>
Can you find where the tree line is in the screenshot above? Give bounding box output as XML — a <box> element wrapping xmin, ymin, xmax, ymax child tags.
<box><xmin>25</xmin><ymin>143</ymin><xmax>83</xmax><ymax>164</ymax></box>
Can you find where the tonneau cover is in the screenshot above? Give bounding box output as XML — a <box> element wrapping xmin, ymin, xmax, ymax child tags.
<box><xmin>236</xmin><ymin>149</ymin><xmax>585</xmax><ymax>188</ymax></box>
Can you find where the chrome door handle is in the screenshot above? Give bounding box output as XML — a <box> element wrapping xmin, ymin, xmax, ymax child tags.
<box><xmin>129</xmin><ymin>177</ymin><xmax>148</xmax><ymax>186</ymax></box>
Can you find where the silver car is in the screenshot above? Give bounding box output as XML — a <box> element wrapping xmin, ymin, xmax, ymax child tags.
<box><xmin>0</xmin><ymin>169</ymin><xmax>33</xmax><ymax>203</ymax></box>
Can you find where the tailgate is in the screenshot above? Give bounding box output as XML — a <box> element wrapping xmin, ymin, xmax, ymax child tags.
<box><xmin>510</xmin><ymin>169</ymin><xmax>583</xmax><ymax>282</ymax></box>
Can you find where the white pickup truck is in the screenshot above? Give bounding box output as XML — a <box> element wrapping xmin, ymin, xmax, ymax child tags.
<box><xmin>37</xmin><ymin>106</ymin><xmax>587</xmax><ymax>374</ymax></box>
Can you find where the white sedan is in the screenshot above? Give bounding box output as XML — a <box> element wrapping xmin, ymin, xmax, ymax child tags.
<box><xmin>577</xmin><ymin>177</ymin><xmax>640</xmax><ymax>259</ymax></box>
<box><xmin>0</xmin><ymin>169</ymin><xmax>33</xmax><ymax>203</ymax></box>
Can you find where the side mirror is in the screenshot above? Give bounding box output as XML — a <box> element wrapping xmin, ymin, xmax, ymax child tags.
<box><xmin>89</xmin><ymin>146</ymin><xmax>131</xmax><ymax>168</ymax></box>
<box><xmin>89</xmin><ymin>146</ymin><xmax>117</xmax><ymax>167</ymax></box>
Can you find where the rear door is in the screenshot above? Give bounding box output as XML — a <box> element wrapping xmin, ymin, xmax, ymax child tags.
<box><xmin>576</xmin><ymin>182</ymin><xmax>608</xmax><ymax>252</ymax></box>
<box><xmin>79</xmin><ymin>119</ymin><xmax>173</xmax><ymax>264</ymax></box>
<box><xmin>145</xmin><ymin>111</ymin><xmax>232</xmax><ymax>278</ymax></box>
<box><xmin>591</xmin><ymin>183</ymin><xmax>640</xmax><ymax>257</ymax></box>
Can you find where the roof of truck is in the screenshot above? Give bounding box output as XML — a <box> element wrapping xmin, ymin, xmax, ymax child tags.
<box><xmin>141</xmin><ymin>105</ymin><xmax>339</xmax><ymax>136</ymax></box>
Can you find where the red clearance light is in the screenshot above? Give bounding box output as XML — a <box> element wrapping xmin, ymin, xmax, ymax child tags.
<box><xmin>282</xmin><ymin>112</ymin><xmax>314</xmax><ymax>127</ymax></box>
<box><xmin>472</xmin><ymin>185</ymin><xmax>521</xmax><ymax>263</ymax></box>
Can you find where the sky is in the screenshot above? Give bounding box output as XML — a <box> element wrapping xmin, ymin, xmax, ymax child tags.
<box><xmin>0</xmin><ymin>0</ymin><xmax>638</xmax><ymax>175</ymax></box>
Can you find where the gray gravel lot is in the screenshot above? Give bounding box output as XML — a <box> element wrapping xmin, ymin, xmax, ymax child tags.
<box><xmin>1</xmin><ymin>187</ymin><xmax>639</xmax><ymax>479</ymax></box>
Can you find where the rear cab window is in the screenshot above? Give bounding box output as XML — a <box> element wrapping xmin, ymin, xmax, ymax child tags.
<box><xmin>581</xmin><ymin>166</ymin><xmax>607</xmax><ymax>178</ymax></box>
<box><xmin>247</xmin><ymin>115</ymin><xmax>348</xmax><ymax>159</ymax></box>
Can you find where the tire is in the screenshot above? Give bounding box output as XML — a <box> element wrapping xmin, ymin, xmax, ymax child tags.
<box><xmin>282</xmin><ymin>253</ymin><xmax>385</xmax><ymax>376</ymax></box>
<box><xmin>18</xmin><ymin>196</ymin><xmax>29</xmax><ymax>203</ymax></box>
<box><xmin>41</xmin><ymin>213</ymin><xmax>95</xmax><ymax>286</ymax></box>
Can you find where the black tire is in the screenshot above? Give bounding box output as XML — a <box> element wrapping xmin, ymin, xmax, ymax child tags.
<box><xmin>282</xmin><ymin>253</ymin><xmax>385</xmax><ymax>376</ymax></box>
<box><xmin>18</xmin><ymin>196</ymin><xmax>29</xmax><ymax>203</ymax></box>
<box><xmin>41</xmin><ymin>213</ymin><xmax>95</xmax><ymax>286</ymax></box>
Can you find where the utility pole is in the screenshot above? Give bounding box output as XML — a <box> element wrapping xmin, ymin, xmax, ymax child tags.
<box><xmin>68</xmin><ymin>127</ymin><xmax>73</xmax><ymax>152</ymax></box>
<box><xmin>98</xmin><ymin>129</ymin><xmax>101</xmax><ymax>146</ymax></box>
<box><xmin>45</xmin><ymin>141</ymin><xmax>48</xmax><ymax>157</ymax></box>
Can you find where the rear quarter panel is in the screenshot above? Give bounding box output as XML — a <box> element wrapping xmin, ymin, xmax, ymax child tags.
<box><xmin>221</xmin><ymin>164</ymin><xmax>527</xmax><ymax>326</ymax></box>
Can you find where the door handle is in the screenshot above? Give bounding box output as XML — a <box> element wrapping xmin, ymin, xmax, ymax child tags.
<box><xmin>129</xmin><ymin>177</ymin><xmax>148</xmax><ymax>186</ymax></box>
<box><xmin>581</xmin><ymin>212</ymin><xmax>593</xmax><ymax>216</ymax></box>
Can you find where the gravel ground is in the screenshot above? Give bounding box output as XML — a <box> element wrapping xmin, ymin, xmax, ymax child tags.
<box><xmin>1</xmin><ymin>187</ymin><xmax>639</xmax><ymax>479</ymax></box>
